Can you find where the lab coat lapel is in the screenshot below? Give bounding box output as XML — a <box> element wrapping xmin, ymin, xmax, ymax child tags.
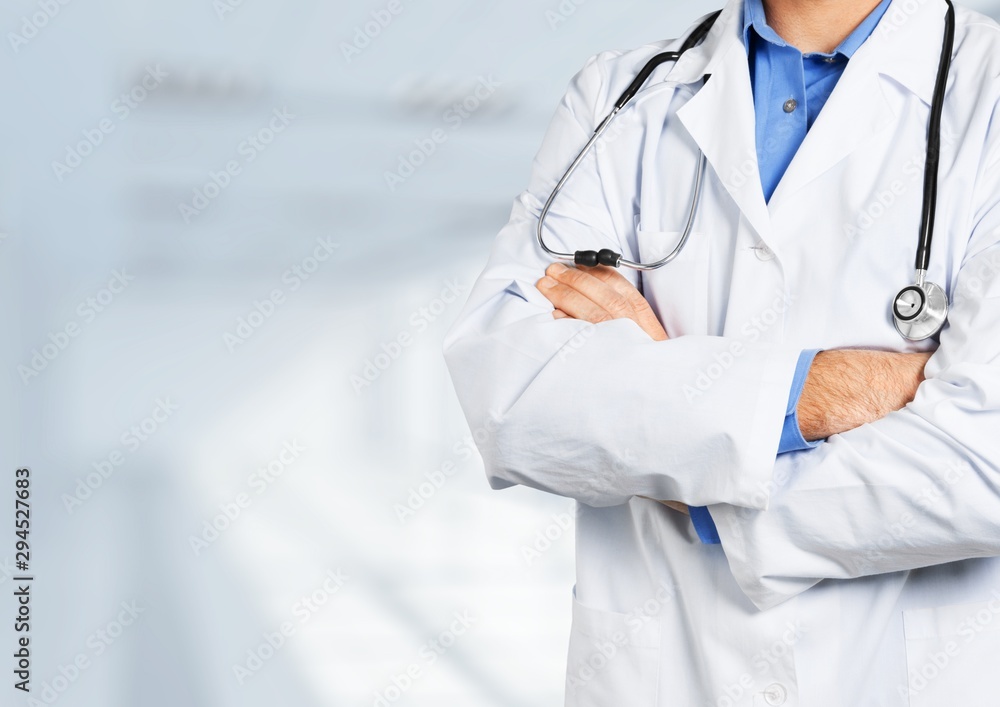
<box><xmin>764</xmin><ymin>50</ymin><xmax>895</xmax><ymax>211</ymax></box>
<box><xmin>677</xmin><ymin>37</ymin><xmax>773</xmax><ymax>244</ymax></box>
<box><xmin>765</xmin><ymin>0</ymin><xmax>946</xmax><ymax>212</ymax></box>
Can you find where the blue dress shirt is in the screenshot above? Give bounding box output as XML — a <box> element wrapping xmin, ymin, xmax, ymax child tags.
<box><xmin>688</xmin><ymin>0</ymin><xmax>892</xmax><ymax>545</ymax></box>
<box><xmin>745</xmin><ymin>0</ymin><xmax>893</xmax><ymax>201</ymax></box>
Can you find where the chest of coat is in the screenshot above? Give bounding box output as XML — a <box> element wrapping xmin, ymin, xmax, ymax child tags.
<box><xmin>605</xmin><ymin>92</ymin><xmax>975</xmax><ymax>352</ymax></box>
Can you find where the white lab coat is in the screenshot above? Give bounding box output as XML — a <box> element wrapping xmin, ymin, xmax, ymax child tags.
<box><xmin>443</xmin><ymin>0</ymin><xmax>1000</xmax><ymax>704</ymax></box>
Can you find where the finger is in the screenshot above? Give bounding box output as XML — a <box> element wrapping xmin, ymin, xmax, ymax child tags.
<box><xmin>544</xmin><ymin>263</ymin><xmax>635</xmax><ymax>320</ymax></box>
<box><xmin>585</xmin><ymin>266</ymin><xmax>668</xmax><ymax>341</ymax></box>
<box><xmin>580</xmin><ymin>265</ymin><xmax>640</xmax><ymax>298</ymax></box>
<box><xmin>638</xmin><ymin>496</ymin><xmax>690</xmax><ymax>516</ymax></box>
<box><xmin>660</xmin><ymin>501</ymin><xmax>690</xmax><ymax>515</ymax></box>
<box><xmin>564</xmin><ymin>263</ymin><xmax>661</xmax><ymax>325</ymax></box>
<box><xmin>584</xmin><ymin>265</ymin><xmax>654</xmax><ymax>312</ymax></box>
<box><xmin>536</xmin><ymin>276</ymin><xmax>613</xmax><ymax>324</ymax></box>
<box><xmin>541</xmin><ymin>264</ymin><xmax>668</xmax><ymax>341</ymax></box>
<box><xmin>552</xmin><ymin>309</ymin><xmax>570</xmax><ymax>319</ymax></box>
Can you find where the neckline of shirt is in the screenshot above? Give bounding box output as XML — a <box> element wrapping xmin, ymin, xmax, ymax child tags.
<box><xmin>740</xmin><ymin>0</ymin><xmax>893</xmax><ymax>61</ymax></box>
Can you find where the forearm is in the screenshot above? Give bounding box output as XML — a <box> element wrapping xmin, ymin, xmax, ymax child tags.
<box><xmin>639</xmin><ymin>343</ymin><xmax>929</xmax><ymax>520</ymax></box>
<box><xmin>445</xmin><ymin>271</ymin><xmax>801</xmax><ymax>508</ymax></box>
<box><xmin>708</xmin><ymin>238</ymin><xmax>1000</xmax><ymax>610</ymax></box>
<box><xmin>710</xmin><ymin>374</ymin><xmax>1000</xmax><ymax>610</ymax></box>
<box><xmin>445</xmin><ymin>50</ymin><xmax>802</xmax><ymax>509</ymax></box>
<box><xmin>797</xmin><ymin>349</ymin><xmax>931</xmax><ymax>441</ymax></box>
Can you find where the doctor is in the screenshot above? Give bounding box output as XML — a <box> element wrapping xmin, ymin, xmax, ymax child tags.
<box><xmin>444</xmin><ymin>0</ymin><xmax>1000</xmax><ymax>704</ymax></box>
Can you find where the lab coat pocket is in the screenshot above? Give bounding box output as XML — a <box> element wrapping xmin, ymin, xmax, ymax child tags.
<box><xmin>901</xmin><ymin>594</ymin><xmax>1000</xmax><ymax>707</ymax></box>
<box><xmin>635</xmin><ymin>228</ymin><xmax>712</xmax><ymax>336</ymax></box>
<box><xmin>565</xmin><ymin>593</ymin><xmax>662</xmax><ymax>707</ymax></box>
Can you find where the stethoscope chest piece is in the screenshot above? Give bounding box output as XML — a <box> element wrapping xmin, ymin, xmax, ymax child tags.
<box><xmin>892</xmin><ymin>279</ymin><xmax>948</xmax><ymax>341</ymax></box>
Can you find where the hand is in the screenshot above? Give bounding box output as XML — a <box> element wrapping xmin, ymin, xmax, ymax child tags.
<box><xmin>536</xmin><ymin>263</ymin><xmax>668</xmax><ymax>341</ymax></box>
<box><xmin>654</xmin><ymin>350</ymin><xmax>934</xmax><ymax>515</ymax></box>
<box><xmin>638</xmin><ymin>496</ymin><xmax>690</xmax><ymax>515</ymax></box>
<box><xmin>658</xmin><ymin>500</ymin><xmax>690</xmax><ymax>515</ymax></box>
<box><xmin>539</xmin><ymin>264</ymin><xmax>675</xmax><ymax>509</ymax></box>
<box><xmin>797</xmin><ymin>349</ymin><xmax>933</xmax><ymax>441</ymax></box>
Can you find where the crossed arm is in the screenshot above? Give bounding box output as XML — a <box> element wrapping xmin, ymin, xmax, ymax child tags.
<box><xmin>442</xmin><ymin>50</ymin><xmax>1000</xmax><ymax>611</ymax></box>
<box><xmin>535</xmin><ymin>261</ymin><xmax>932</xmax><ymax>513</ymax></box>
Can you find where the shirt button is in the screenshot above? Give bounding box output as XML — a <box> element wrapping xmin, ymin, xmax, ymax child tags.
<box><xmin>783</xmin><ymin>98</ymin><xmax>798</xmax><ymax>113</ymax></box>
<box><xmin>824</xmin><ymin>55</ymin><xmax>838</xmax><ymax>63</ymax></box>
<box><xmin>754</xmin><ymin>241</ymin><xmax>775</xmax><ymax>261</ymax></box>
<box><xmin>763</xmin><ymin>683</ymin><xmax>788</xmax><ymax>706</ymax></box>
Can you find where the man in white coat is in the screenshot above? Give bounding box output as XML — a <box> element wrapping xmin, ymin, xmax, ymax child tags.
<box><xmin>444</xmin><ymin>0</ymin><xmax>1000</xmax><ymax>704</ymax></box>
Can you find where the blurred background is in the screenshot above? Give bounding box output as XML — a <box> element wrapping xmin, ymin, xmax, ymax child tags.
<box><xmin>2</xmin><ymin>0</ymin><xmax>999</xmax><ymax>705</ymax></box>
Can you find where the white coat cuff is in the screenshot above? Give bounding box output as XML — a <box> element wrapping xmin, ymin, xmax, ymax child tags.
<box><xmin>727</xmin><ymin>345</ymin><xmax>802</xmax><ymax>510</ymax></box>
<box><xmin>707</xmin><ymin>502</ymin><xmax>818</xmax><ymax>611</ymax></box>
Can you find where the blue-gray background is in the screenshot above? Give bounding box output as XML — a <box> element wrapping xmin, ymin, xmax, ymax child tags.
<box><xmin>2</xmin><ymin>1</ymin><xmax>999</xmax><ymax>705</ymax></box>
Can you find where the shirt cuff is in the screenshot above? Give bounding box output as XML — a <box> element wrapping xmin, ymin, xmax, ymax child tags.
<box><xmin>777</xmin><ymin>349</ymin><xmax>822</xmax><ymax>454</ymax></box>
<box><xmin>689</xmin><ymin>349</ymin><xmax>822</xmax><ymax>545</ymax></box>
<box><xmin>689</xmin><ymin>504</ymin><xmax>721</xmax><ymax>544</ymax></box>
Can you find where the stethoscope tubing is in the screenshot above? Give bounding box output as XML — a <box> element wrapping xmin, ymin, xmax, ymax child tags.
<box><xmin>534</xmin><ymin>108</ymin><xmax>708</xmax><ymax>271</ymax></box>
<box><xmin>916</xmin><ymin>0</ymin><xmax>956</xmax><ymax>273</ymax></box>
<box><xmin>535</xmin><ymin>3</ymin><xmax>956</xmax><ymax>340</ymax></box>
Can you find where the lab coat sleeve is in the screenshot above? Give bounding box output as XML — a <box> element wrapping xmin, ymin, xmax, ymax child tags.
<box><xmin>443</xmin><ymin>51</ymin><xmax>802</xmax><ymax>510</ymax></box>
<box><xmin>709</xmin><ymin>163</ymin><xmax>1000</xmax><ymax>611</ymax></box>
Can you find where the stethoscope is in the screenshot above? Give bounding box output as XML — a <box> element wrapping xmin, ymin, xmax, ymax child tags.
<box><xmin>536</xmin><ymin>2</ymin><xmax>956</xmax><ymax>341</ymax></box>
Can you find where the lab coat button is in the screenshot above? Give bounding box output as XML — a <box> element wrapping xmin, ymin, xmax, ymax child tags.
<box><xmin>783</xmin><ymin>98</ymin><xmax>798</xmax><ymax>113</ymax></box>
<box><xmin>753</xmin><ymin>242</ymin><xmax>775</xmax><ymax>261</ymax></box>
<box><xmin>763</xmin><ymin>683</ymin><xmax>788</xmax><ymax>706</ymax></box>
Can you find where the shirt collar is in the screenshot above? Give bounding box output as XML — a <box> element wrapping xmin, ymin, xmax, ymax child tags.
<box><xmin>742</xmin><ymin>0</ymin><xmax>893</xmax><ymax>59</ymax></box>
